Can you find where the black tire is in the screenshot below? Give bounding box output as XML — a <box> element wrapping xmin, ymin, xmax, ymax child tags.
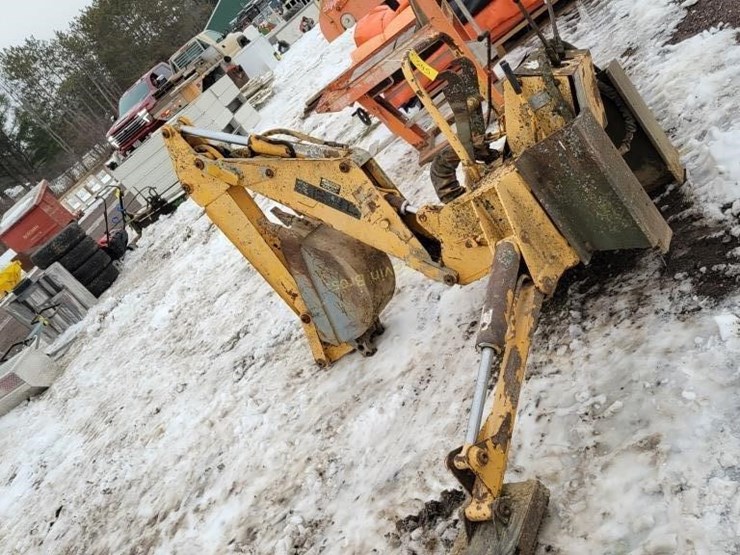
<box><xmin>58</xmin><ymin>236</ymin><xmax>99</xmax><ymax>273</ymax></box>
<box><xmin>73</xmin><ymin>249</ymin><xmax>112</xmax><ymax>287</ymax></box>
<box><xmin>12</xmin><ymin>277</ymin><xmax>32</xmax><ymax>296</ymax></box>
<box><xmin>86</xmin><ymin>263</ymin><xmax>119</xmax><ymax>298</ymax></box>
<box><xmin>352</xmin><ymin>107</ymin><xmax>372</xmax><ymax>126</ymax></box>
<box><xmin>30</xmin><ymin>223</ymin><xmax>85</xmax><ymax>269</ymax></box>
<box><xmin>103</xmin><ymin>230</ymin><xmax>129</xmax><ymax>261</ymax></box>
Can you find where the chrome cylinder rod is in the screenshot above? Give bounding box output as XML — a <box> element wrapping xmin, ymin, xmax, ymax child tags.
<box><xmin>465</xmin><ymin>346</ymin><xmax>497</xmax><ymax>445</ymax></box>
<box><xmin>179</xmin><ymin>125</ymin><xmax>251</xmax><ymax>146</ymax></box>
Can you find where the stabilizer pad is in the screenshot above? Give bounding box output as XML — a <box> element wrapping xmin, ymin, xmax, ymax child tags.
<box><xmin>451</xmin><ymin>480</ymin><xmax>550</xmax><ymax>555</ymax></box>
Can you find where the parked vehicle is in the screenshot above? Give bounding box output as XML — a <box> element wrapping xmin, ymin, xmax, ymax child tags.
<box><xmin>197</xmin><ymin>30</ymin><xmax>250</xmax><ymax>59</ymax></box>
<box><xmin>168</xmin><ymin>31</ymin><xmax>249</xmax><ymax>76</ymax></box>
<box><xmin>106</xmin><ymin>62</ymin><xmax>173</xmax><ymax>156</ymax></box>
<box><xmin>149</xmin><ymin>31</ymin><xmax>250</xmax><ymax>122</ymax></box>
<box><xmin>282</xmin><ymin>0</ymin><xmax>314</xmax><ymax>20</ymax></box>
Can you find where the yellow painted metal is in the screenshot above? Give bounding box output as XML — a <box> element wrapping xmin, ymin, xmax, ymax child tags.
<box><xmin>194</xmin><ymin>143</ymin><xmax>224</xmax><ymax>160</ymax></box>
<box><xmin>401</xmin><ymin>52</ymin><xmax>482</xmax><ymax>185</ymax></box>
<box><xmin>159</xmin><ymin>45</ymin><xmax>676</xmax><ymax>541</ymax></box>
<box><xmin>0</xmin><ymin>261</ymin><xmax>22</xmax><ymax>297</ymax></box>
<box><xmin>409</xmin><ymin>49</ymin><xmax>440</xmax><ymax>81</ymax></box>
<box><xmin>416</xmin><ymin>165</ymin><xmax>579</xmax><ymax>292</ymax></box>
<box><xmin>248</xmin><ymin>135</ymin><xmax>295</xmax><ymax>158</ymax></box>
<box><xmin>503</xmin><ymin>51</ymin><xmax>605</xmax><ymax>157</ymax></box>
<box><xmin>460</xmin><ymin>278</ymin><xmax>544</xmax><ymax>522</ymax></box>
<box><xmin>163</xmin><ymin>125</ymin><xmax>354</xmax><ymax>366</ymax></box>
<box><xmin>492</xmin><ymin>169</ymin><xmax>580</xmax><ymax>292</ymax></box>
<box><xmin>160</xmin><ymin>51</ymin><xmax>607</xmax><ymax>370</ymax></box>
<box><xmin>170</xmin><ymin>129</ymin><xmax>578</xmax><ymax>293</ymax></box>
<box><xmin>199</xmin><ymin>162</ymin><xmax>455</xmax><ymax>285</ymax></box>
<box><xmin>504</xmin><ymin>72</ymin><xmax>572</xmax><ymax>156</ymax></box>
<box><xmin>164</xmin><ymin>115</ymin><xmax>580</xmax><ymax>293</ymax></box>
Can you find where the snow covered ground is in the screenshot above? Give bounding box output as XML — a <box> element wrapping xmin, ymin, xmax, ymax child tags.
<box><xmin>2</xmin><ymin>1</ymin><xmax>740</xmax><ymax>554</ymax></box>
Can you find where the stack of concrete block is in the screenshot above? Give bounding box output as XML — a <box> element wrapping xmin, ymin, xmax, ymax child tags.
<box><xmin>233</xmin><ymin>36</ymin><xmax>279</xmax><ymax>79</ymax></box>
<box><xmin>231</xmin><ymin>101</ymin><xmax>260</xmax><ymax>134</ymax></box>
<box><xmin>112</xmin><ymin>75</ymin><xmax>262</xmax><ymax>202</ymax></box>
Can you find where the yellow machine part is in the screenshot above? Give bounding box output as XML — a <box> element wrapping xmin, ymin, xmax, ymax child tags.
<box><xmin>0</xmin><ymin>261</ymin><xmax>22</xmax><ymax>297</ymax></box>
<box><xmin>503</xmin><ymin>50</ymin><xmax>606</xmax><ymax>156</ymax></box>
<box><xmin>160</xmin><ymin>40</ymin><xmax>682</xmax><ymax>555</ymax></box>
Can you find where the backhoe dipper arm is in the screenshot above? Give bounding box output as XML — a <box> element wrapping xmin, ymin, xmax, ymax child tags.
<box><xmin>161</xmin><ymin>125</ymin><xmax>354</xmax><ymax>366</ymax></box>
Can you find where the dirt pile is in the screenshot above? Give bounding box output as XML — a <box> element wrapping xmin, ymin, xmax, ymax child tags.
<box><xmin>670</xmin><ymin>0</ymin><xmax>740</xmax><ymax>44</ymax></box>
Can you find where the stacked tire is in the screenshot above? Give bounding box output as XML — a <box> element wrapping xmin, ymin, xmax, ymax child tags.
<box><xmin>30</xmin><ymin>222</ymin><xmax>119</xmax><ymax>298</ymax></box>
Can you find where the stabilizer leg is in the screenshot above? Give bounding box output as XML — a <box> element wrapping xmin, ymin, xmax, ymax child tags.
<box><xmin>448</xmin><ymin>239</ymin><xmax>548</xmax><ymax>554</ymax></box>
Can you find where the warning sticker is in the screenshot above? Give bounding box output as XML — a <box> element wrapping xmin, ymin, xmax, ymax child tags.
<box><xmin>408</xmin><ymin>50</ymin><xmax>439</xmax><ymax>81</ymax></box>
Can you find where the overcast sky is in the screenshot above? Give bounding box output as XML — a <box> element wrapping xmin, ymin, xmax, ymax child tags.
<box><xmin>0</xmin><ymin>0</ymin><xmax>93</xmax><ymax>50</ymax></box>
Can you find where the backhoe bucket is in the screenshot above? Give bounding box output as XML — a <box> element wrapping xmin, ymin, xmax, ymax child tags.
<box><xmin>601</xmin><ymin>60</ymin><xmax>685</xmax><ymax>193</ymax></box>
<box><xmin>515</xmin><ymin>110</ymin><xmax>672</xmax><ymax>263</ymax></box>
<box><xmin>279</xmin><ymin>223</ymin><xmax>396</xmax><ymax>355</ymax></box>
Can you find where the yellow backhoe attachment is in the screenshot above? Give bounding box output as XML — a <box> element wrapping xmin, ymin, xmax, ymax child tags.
<box><xmin>162</xmin><ymin>35</ymin><xmax>682</xmax><ymax>555</ymax></box>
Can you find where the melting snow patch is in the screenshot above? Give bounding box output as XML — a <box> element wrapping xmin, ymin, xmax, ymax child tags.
<box><xmin>714</xmin><ymin>313</ymin><xmax>740</xmax><ymax>341</ymax></box>
<box><xmin>1</xmin><ymin>3</ymin><xmax>740</xmax><ymax>555</ymax></box>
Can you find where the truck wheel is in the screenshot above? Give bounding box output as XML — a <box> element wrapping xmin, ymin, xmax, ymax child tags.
<box><xmin>30</xmin><ymin>223</ymin><xmax>86</xmax><ymax>269</ymax></box>
<box><xmin>86</xmin><ymin>263</ymin><xmax>120</xmax><ymax>298</ymax></box>
<box><xmin>58</xmin><ymin>236</ymin><xmax>99</xmax><ymax>273</ymax></box>
<box><xmin>73</xmin><ymin>249</ymin><xmax>112</xmax><ymax>286</ymax></box>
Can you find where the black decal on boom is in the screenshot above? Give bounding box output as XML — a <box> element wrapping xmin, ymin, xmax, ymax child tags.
<box><xmin>295</xmin><ymin>179</ymin><xmax>361</xmax><ymax>219</ymax></box>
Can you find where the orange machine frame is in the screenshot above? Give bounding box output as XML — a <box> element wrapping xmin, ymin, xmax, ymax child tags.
<box><xmin>315</xmin><ymin>0</ymin><xmax>554</xmax><ymax>162</ymax></box>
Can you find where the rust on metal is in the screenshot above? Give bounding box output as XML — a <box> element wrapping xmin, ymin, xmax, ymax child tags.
<box><xmin>515</xmin><ymin>110</ymin><xmax>672</xmax><ymax>262</ymax></box>
<box><xmin>488</xmin><ymin>412</ymin><xmax>513</xmax><ymax>450</ymax></box>
<box><xmin>476</xmin><ymin>239</ymin><xmax>520</xmax><ymax>351</ymax></box>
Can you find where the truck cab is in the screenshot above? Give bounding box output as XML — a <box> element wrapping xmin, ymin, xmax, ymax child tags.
<box><xmin>106</xmin><ymin>62</ymin><xmax>172</xmax><ymax>156</ymax></box>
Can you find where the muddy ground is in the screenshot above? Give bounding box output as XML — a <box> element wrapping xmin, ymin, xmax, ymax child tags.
<box><xmin>670</xmin><ymin>0</ymin><xmax>740</xmax><ymax>44</ymax></box>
